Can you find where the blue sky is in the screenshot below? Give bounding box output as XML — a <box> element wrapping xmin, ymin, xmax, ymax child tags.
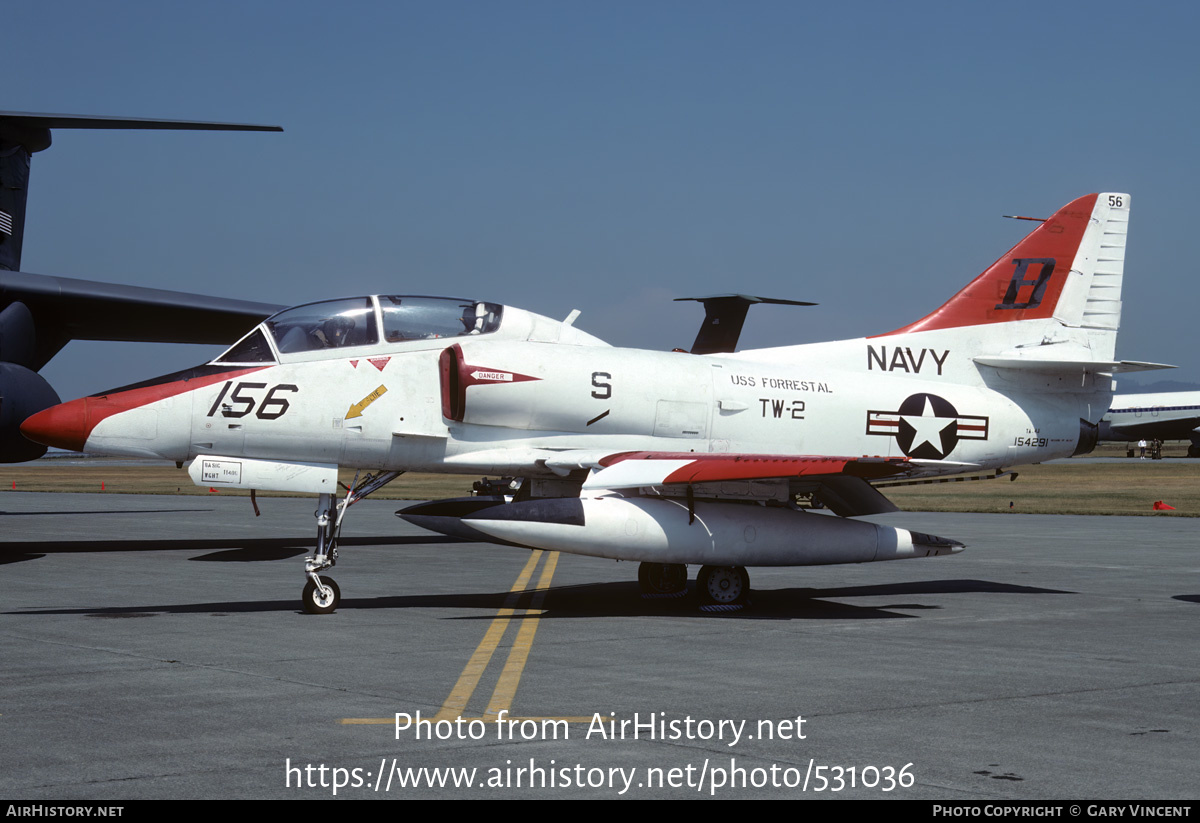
<box><xmin>9</xmin><ymin>1</ymin><xmax>1199</xmax><ymax>399</ymax></box>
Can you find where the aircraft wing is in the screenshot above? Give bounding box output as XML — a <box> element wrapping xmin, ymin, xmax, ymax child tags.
<box><xmin>581</xmin><ymin>451</ymin><xmax>931</xmax><ymax>517</ymax></box>
<box><xmin>1</xmin><ymin>270</ymin><xmax>284</xmax><ymax>369</ymax></box>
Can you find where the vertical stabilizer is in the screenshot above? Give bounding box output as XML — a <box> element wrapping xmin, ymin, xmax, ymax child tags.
<box><xmin>877</xmin><ymin>193</ymin><xmax>1130</xmax><ymax>361</ymax></box>
<box><xmin>0</xmin><ymin>112</ymin><xmax>282</xmax><ymax>273</ymax></box>
<box><xmin>0</xmin><ymin>129</ymin><xmax>36</xmax><ymax>272</ymax></box>
<box><xmin>885</xmin><ymin>193</ymin><xmax>1105</xmax><ymax>334</ymax></box>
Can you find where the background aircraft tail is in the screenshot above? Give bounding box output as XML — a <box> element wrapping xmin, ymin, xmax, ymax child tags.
<box><xmin>0</xmin><ymin>119</ymin><xmax>37</xmax><ymax>273</ymax></box>
<box><xmin>0</xmin><ymin>112</ymin><xmax>282</xmax><ymax>272</ymax></box>
<box><xmin>0</xmin><ymin>112</ymin><xmax>281</xmax><ymax>462</ymax></box>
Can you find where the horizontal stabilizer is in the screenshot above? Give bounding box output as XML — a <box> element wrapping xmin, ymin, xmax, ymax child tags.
<box><xmin>675</xmin><ymin>294</ymin><xmax>815</xmax><ymax>306</ymax></box>
<box><xmin>676</xmin><ymin>294</ymin><xmax>816</xmax><ymax>354</ymax></box>
<box><xmin>906</xmin><ymin>459</ymin><xmax>983</xmax><ymax>473</ymax></box>
<box><xmin>0</xmin><ymin>110</ymin><xmax>281</xmax><ymax>276</ymax></box>
<box><xmin>974</xmin><ymin>357</ymin><xmax>1174</xmax><ymax>374</ymax></box>
<box><xmin>0</xmin><ymin>111</ymin><xmax>281</xmax><ymax>138</ymax></box>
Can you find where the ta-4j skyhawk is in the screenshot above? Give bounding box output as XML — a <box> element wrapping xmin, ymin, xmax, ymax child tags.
<box><xmin>21</xmin><ymin>192</ymin><xmax>1168</xmax><ymax>613</ymax></box>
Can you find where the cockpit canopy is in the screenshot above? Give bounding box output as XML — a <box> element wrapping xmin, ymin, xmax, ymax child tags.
<box><xmin>216</xmin><ymin>295</ymin><xmax>505</xmax><ymax>363</ymax></box>
<box><xmin>213</xmin><ymin>294</ymin><xmax>608</xmax><ymax>366</ymax></box>
<box><xmin>269</xmin><ymin>296</ymin><xmax>379</xmax><ymax>353</ymax></box>
<box><xmin>379</xmin><ymin>295</ymin><xmax>502</xmax><ymax>342</ymax></box>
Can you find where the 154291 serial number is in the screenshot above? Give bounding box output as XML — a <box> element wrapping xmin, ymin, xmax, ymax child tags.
<box><xmin>1012</xmin><ymin>436</ymin><xmax>1048</xmax><ymax>448</ymax></box>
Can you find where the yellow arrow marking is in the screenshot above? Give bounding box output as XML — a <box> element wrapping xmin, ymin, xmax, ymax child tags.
<box><xmin>345</xmin><ymin>385</ymin><xmax>387</xmax><ymax>419</ymax></box>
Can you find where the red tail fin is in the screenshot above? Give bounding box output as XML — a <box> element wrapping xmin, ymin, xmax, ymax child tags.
<box><xmin>882</xmin><ymin>193</ymin><xmax>1099</xmax><ymax>335</ymax></box>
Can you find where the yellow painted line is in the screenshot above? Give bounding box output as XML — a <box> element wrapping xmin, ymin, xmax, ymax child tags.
<box><xmin>484</xmin><ymin>551</ymin><xmax>559</xmax><ymax>720</ymax></box>
<box><xmin>340</xmin><ymin>550</ymin><xmax>564</xmax><ymax>726</ymax></box>
<box><xmin>429</xmin><ymin>550</ymin><xmax>543</xmax><ymax>722</ymax></box>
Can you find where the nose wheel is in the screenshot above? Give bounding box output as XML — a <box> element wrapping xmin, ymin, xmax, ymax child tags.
<box><xmin>302</xmin><ymin>576</ymin><xmax>340</xmax><ymax>615</ymax></box>
<box><xmin>297</xmin><ymin>472</ymin><xmax>404</xmax><ymax>615</ymax></box>
<box><xmin>697</xmin><ymin>565</ymin><xmax>749</xmax><ymax>612</ymax></box>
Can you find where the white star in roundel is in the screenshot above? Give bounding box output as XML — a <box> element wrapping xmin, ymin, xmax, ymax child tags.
<box><xmin>900</xmin><ymin>396</ymin><xmax>956</xmax><ymax>456</ymax></box>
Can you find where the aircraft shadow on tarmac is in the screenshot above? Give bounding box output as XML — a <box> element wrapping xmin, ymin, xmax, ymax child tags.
<box><xmin>4</xmin><ymin>578</ymin><xmax>1075</xmax><ymax>621</ymax></box>
<box><xmin>1172</xmin><ymin>595</ymin><xmax>1200</xmax><ymax>604</ymax></box>
<box><xmin>487</xmin><ymin>579</ymin><xmax>1076</xmax><ymax>621</ymax></box>
<box><xmin>0</xmin><ymin>535</ymin><xmax>464</xmax><ymax>565</ymax></box>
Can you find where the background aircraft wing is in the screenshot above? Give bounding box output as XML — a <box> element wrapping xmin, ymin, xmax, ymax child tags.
<box><xmin>0</xmin><ymin>270</ymin><xmax>283</xmax><ymax>370</ymax></box>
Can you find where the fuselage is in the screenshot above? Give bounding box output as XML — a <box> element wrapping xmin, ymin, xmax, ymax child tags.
<box><xmin>21</xmin><ymin>294</ymin><xmax>1101</xmax><ymax>475</ymax></box>
<box><xmin>15</xmin><ymin>189</ymin><xmax>1137</xmax><ymax>606</ymax></box>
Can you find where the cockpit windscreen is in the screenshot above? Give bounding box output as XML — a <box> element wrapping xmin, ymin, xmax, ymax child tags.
<box><xmin>266</xmin><ymin>297</ymin><xmax>379</xmax><ymax>353</ymax></box>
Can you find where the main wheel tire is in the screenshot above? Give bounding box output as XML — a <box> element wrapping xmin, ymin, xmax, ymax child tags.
<box><xmin>302</xmin><ymin>577</ymin><xmax>340</xmax><ymax>615</ymax></box>
<box><xmin>638</xmin><ymin>562</ymin><xmax>688</xmax><ymax>597</ymax></box>
<box><xmin>697</xmin><ymin>565</ymin><xmax>749</xmax><ymax>610</ymax></box>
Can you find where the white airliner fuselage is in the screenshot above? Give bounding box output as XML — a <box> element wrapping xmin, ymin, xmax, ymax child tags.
<box><xmin>1101</xmin><ymin>391</ymin><xmax>1200</xmax><ymax>455</ymax></box>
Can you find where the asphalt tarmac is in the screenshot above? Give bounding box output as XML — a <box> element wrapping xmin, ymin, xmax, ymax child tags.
<box><xmin>1</xmin><ymin>492</ymin><xmax>1196</xmax><ymax>799</ymax></box>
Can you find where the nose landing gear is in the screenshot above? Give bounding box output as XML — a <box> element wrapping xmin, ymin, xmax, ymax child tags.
<box><xmin>299</xmin><ymin>471</ymin><xmax>403</xmax><ymax>614</ymax></box>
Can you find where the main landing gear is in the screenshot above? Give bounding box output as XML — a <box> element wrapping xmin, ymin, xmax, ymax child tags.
<box><xmin>696</xmin><ymin>565</ymin><xmax>750</xmax><ymax>612</ymax></box>
<box><xmin>637</xmin><ymin>562</ymin><xmax>688</xmax><ymax>599</ymax></box>
<box><xmin>302</xmin><ymin>470</ymin><xmax>404</xmax><ymax>615</ymax></box>
<box><xmin>636</xmin><ymin>562</ymin><xmax>750</xmax><ymax>611</ymax></box>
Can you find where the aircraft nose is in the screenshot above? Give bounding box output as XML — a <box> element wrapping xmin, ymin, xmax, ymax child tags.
<box><xmin>20</xmin><ymin>365</ymin><xmax>262</xmax><ymax>460</ymax></box>
<box><xmin>20</xmin><ymin>398</ymin><xmax>94</xmax><ymax>452</ymax></box>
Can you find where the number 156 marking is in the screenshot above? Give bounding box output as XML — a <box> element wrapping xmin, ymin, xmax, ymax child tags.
<box><xmin>207</xmin><ymin>381</ymin><xmax>298</xmax><ymax>420</ymax></box>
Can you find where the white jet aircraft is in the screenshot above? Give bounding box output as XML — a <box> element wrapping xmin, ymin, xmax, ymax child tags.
<box><xmin>1101</xmin><ymin>391</ymin><xmax>1200</xmax><ymax>456</ymax></box>
<box><xmin>21</xmin><ymin>192</ymin><xmax>1168</xmax><ymax>613</ymax></box>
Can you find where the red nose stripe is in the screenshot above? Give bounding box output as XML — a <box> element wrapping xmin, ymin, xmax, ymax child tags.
<box><xmin>20</xmin><ymin>367</ymin><xmax>267</xmax><ymax>452</ymax></box>
<box><xmin>20</xmin><ymin>399</ymin><xmax>93</xmax><ymax>452</ymax></box>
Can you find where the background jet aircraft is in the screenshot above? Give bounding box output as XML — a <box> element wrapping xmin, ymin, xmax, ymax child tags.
<box><xmin>22</xmin><ymin>192</ymin><xmax>1169</xmax><ymax>613</ymax></box>
<box><xmin>0</xmin><ymin>111</ymin><xmax>283</xmax><ymax>462</ymax></box>
<box><xmin>1100</xmin><ymin>390</ymin><xmax>1200</xmax><ymax>456</ymax></box>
